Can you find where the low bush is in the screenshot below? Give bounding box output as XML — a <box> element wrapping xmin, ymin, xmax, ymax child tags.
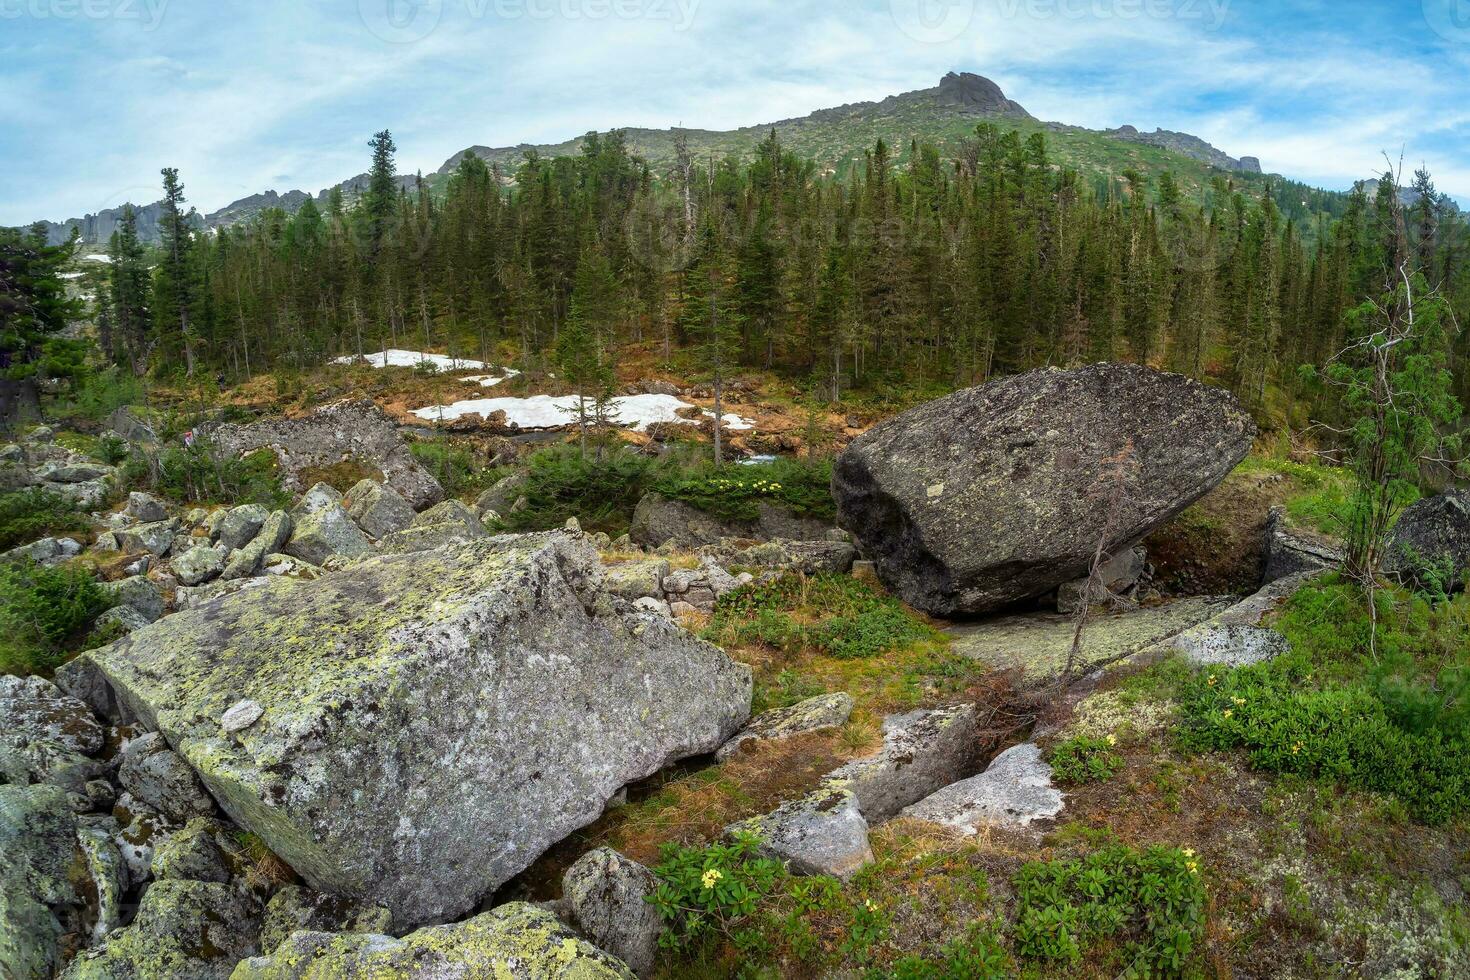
<box><xmin>122</xmin><ymin>443</ymin><xmax>289</xmax><ymax>509</ymax></box>
<box><xmin>0</xmin><ymin>489</ymin><xmax>90</xmax><ymax>551</ymax></box>
<box><xmin>654</xmin><ymin>458</ymin><xmax>836</xmax><ymax>523</ymax></box>
<box><xmin>502</xmin><ymin>445</ymin><xmax>657</xmax><ymax>535</ymax></box>
<box><xmin>1048</xmin><ymin>735</ymin><xmax>1124</xmax><ymax>785</ymax></box>
<box><xmin>1176</xmin><ymin>657</ymin><xmax>1470</xmax><ymax>825</ymax></box>
<box><xmin>886</xmin><ymin>930</ymin><xmax>1012</xmax><ymax>979</ymax></box>
<box><xmin>408</xmin><ymin>441</ymin><xmax>507</xmax><ymax>501</ymax></box>
<box><xmin>708</xmin><ymin>574</ymin><xmax>940</xmax><ymax>660</ymax></box>
<box><xmin>53</xmin><ymin>366</ymin><xmax>146</xmax><ymax>423</ymax></box>
<box><xmin>650</xmin><ymin>833</ymin><xmax>786</xmax><ymax>955</ymax></box>
<box><xmin>0</xmin><ymin>559</ymin><xmax>114</xmax><ymax>676</ymax></box>
<box><xmin>1011</xmin><ymin>844</ymin><xmax>1207</xmax><ymax>974</ymax></box>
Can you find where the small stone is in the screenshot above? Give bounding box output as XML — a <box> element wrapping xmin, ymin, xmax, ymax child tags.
<box><xmin>126</xmin><ymin>492</ymin><xmax>169</xmax><ymax>523</ymax></box>
<box><xmin>561</xmin><ymin>848</ymin><xmax>662</xmax><ymax>977</ymax></box>
<box><xmin>716</xmin><ymin>693</ymin><xmax>855</xmax><ymax>762</ymax></box>
<box><xmin>222</xmin><ymin>699</ymin><xmax>265</xmax><ymax>733</ymax></box>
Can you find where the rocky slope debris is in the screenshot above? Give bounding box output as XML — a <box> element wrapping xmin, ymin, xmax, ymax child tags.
<box><xmin>834</xmin><ymin>364</ymin><xmax>1256</xmax><ymax>617</ymax></box>
<box><xmin>81</xmin><ymin>532</ymin><xmax>752</xmax><ymax>928</ymax></box>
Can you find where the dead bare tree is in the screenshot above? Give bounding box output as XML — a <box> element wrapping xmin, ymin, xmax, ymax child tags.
<box><xmin>1061</xmin><ymin>439</ymin><xmax>1141</xmax><ymax>687</ymax></box>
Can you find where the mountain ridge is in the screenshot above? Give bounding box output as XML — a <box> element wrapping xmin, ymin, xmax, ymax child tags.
<box><xmin>36</xmin><ymin>72</ymin><xmax>1267</xmax><ymax>246</ymax></box>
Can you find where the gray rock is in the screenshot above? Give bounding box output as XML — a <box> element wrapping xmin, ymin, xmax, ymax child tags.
<box><xmin>171</xmin><ymin>544</ymin><xmax>229</xmax><ymax>587</ymax></box>
<box><xmin>220</xmin><ymin>511</ymin><xmax>292</xmax><ymax>580</ymax></box>
<box><xmin>344</xmin><ymin>479</ymin><xmax>416</xmax><ymax>540</ymax></box>
<box><xmin>0</xmin><ymin>442</ymin><xmax>23</xmax><ymax>462</ymax></box>
<box><xmin>2</xmin><ymin>536</ymin><xmax>64</xmax><ymax>564</ymax></box>
<box><xmin>1174</xmin><ymin>624</ymin><xmax>1290</xmax><ymax>666</ymax></box>
<box><xmin>109</xmin><ymin>407</ymin><xmax>158</xmax><ymax>446</ymax></box>
<box><xmin>376</xmin><ymin>522</ymin><xmax>486</xmax><ymax>555</ymax></box>
<box><xmin>602</xmin><ymin>559</ymin><xmax>671</xmax><ymax>602</ymax></box>
<box><xmin>175</xmin><ymin>577</ymin><xmax>276</xmax><ymax>610</ymax></box>
<box><xmin>0</xmin><ymin>675</ymin><xmax>105</xmax><ymax>757</ymax></box>
<box><xmin>1383</xmin><ymin>490</ymin><xmax>1470</xmax><ymax>593</ymax></box>
<box><xmin>25</xmin><ymin>425</ymin><xmax>55</xmax><ymax>443</ymax></box>
<box><xmin>88</xmin><ymin>533</ymin><xmax>752</xmax><ymax>929</ymax></box>
<box><xmin>561</xmin><ymin>848</ymin><xmax>662</xmax><ymax>977</ymax></box>
<box><xmin>630</xmin><ymin>492</ymin><xmax>832</xmax><ymax>550</ymax></box>
<box><xmin>717</xmin><ymin>693</ymin><xmax>855</xmax><ymax>762</ymax></box>
<box><xmin>100</xmin><ymin>576</ymin><xmax>165</xmax><ymax>623</ymax></box>
<box><xmin>292</xmin><ymin>482</ymin><xmax>344</xmax><ymax>518</ymax></box>
<box><xmin>216</xmin><ymin>503</ymin><xmax>270</xmax><ymax>550</ymax></box>
<box><xmin>1263</xmin><ymin>506</ymin><xmax>1341</xmax><ymax>585</ymax></box>
<box><xmin>233</xmin><ymin>903</ymin><xmax>634</xmax><ymax>979</ymax></box>
<box><xmin>284</xmin><ymin>505</ymin><xmax>375</xmax><ymax>566</ymax></box>
<box><xmin>211</xmin><ymin>399</ymin><xmax>444</xmax><ymax>510</ymax></box>
<box><xmin>60</xmin><ymin>880</ymin><xmax>261</xmax><ymax>980</ymax></box>
<box><xmin>150</xmin><ymin>819</ymin><xmax>231</xmax><ymax>883</ymax></box>
<box><xmin>633</xmin><ymin>596</ymin><xmax>672</xmax><ymax>618</ymax></box>
<box><xmin>704</xmin><ymin>539</ymin><xmax>858</xmax><ymax>576</ymax></box>
<box><xmin>475</xmin><ymin>473</ymin><xmax>529</xmax><ymax>519</ymax></box>
<box><xmin>112</xmin><ymin>799</ymin><xmax>172</xmax><ymax>883</ymax></box>
<box><xmin>47</xmin><ymin>478</ymin><xmax>111</xmax><ymax>511</ymax></box>
<box><xmin>258</xmin><ymin>886</ymin><xmax>393</xmax><ymax>956</ymax></box>
<box><xmin>0</xmin><ymin>784</ymin><xmax>86</xmax><ymax>980</ymax></box>
<box><xmin>411</xmin><ymin>498</ymin><xmax>484</xmax><ymax>535</ymax></box>
<box><xmin>92</xmin><ymin>605</ymin><xmax>153</xmax><ymax>638</ymax></box>
<box><xmin>901</xmin><ymin>743</ymin><xmax>1064</xmax><ymax>832</ymax></box>
<box><xmin>221</xmin><ymin>699</ymin><xmax>265</xmax><ymax>733</ymax></box>
<box><xmin>260</xmin><ymin>554</ymin><xmax>322</xmax><ymax>579</ymax></box>
<box><xmin>77</xmin><ymin>825</ymin><xmax>129</xmax><ymax>942</ymax></box>
<box><xmin>1056</xmin><ymin>546</ymin><xmax>1148</xmax><ymax>615</ymax></box>
<box><xmin>116</xmin><ymin>520</ymin><xmax>178</xmax><ymax>559</ymax></box>
<box><xmin>0</xmin><ymin>459</ymin><xmax>36</xmax><ymax>491</ymax></box>
<box><xmin>732</xmin><ymin>786</ymin><xmax>873</xmax><ymax>879</ymax></box>
<box><xmin>833</xmin><ymin>364</ymin><xmax>1256</xmax><ymax>617</ymax></box>
<box><xmin>54</xmin><ymin>656</ymin><xmax>134</xmax><ymax>726</ymax></box>
<box><xmin>118</xmin><ymin>733</ymin><xmax>217</xmax><ymax>824</ymax></box>
<box><xmin>46</xmin><ymin>462</ymin><xmax>113</xmax><ymax>485</ymax></box>
<box><xmin>126</xmin><ymin>492</ymin><xmax>169</xmax><ymax>524</ymax></box>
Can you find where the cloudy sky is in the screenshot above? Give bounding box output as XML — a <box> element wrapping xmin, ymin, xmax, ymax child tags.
<box><xmin>3</xmin><ymin>0</ymin><xmax>1468</xmax><ymax>226</ymax></box>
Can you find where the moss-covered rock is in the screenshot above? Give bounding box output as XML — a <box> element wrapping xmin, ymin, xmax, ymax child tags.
<box><xmin>0</xmin><ymin>784</ymin><xmax>88</xmax><ymax>980</ymax></box>
<box><xmin>61</xmin><ymin>880</ymin><xmax>261</xmax><ymax>980</ymax></box>
<box><xmin>232</xmin><ymin>902</ymin><xmax>634</xmax><ymax>979</ymax></box>
<box><xmin>90</xmin><ymin>533</ymin><xmax>751</xmax><ymax>929</ymax></box>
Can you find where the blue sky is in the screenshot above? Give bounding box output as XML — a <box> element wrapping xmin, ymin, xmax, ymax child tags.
<box><xmin>3</xmin><ymin>0</ymin><xmax>1468</xmax><ymax>226</ymax></box>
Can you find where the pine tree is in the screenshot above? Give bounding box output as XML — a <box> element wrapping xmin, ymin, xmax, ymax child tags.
<box><xmin>154</xmin><ymin>167</ymin><xmax>198</xmax><ymax>376</ymax></box>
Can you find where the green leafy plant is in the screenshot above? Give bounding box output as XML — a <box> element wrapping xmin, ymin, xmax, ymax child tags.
<box><xmin>408</xmin><ymin>441</ymin><xmax>507</xmax><ymax>501</ymax></box>
<box><xmin>1048</xmin><ymin>735</ymin><xmax>1125</xmax><ymax>785</ymax></box>
<box><xmin>1011</xmin><ymin>844</ymin><xmax>1206</xmax><ymax>975</ymax></box>
<box><xmin>708</xmin><ymin>574</ymin><xmax>939</xmax><ymax>661</ymax></box>
<box><xmin>649</xmin><ymin>833</ymin><xmax>786</xmax><ymax>954</ymax></box>
<box><xmin>0</xmin><ymin>559</ymin><xmax>114</xmax><ymax>676</ymax></box>
<box><xmin>122</xmin><ymin>443</ymin><xmax>288</xmax><ymax>508</ymax></box>
<box><xmin>1177</xmin><ymin>655</ymin><xmax>1470</xmax><ymax>825</ymax></box>
<box><xmin>503</xmin><ymin>445</ymin><xmax>657</xmax><ymax>535</ymax></box>
<box><xmin>0</xmin><ymin>489</ymin><xmax>90</xmax><ymax>551</ymax></box>
<box><xmin>885</xmin><ymin>929</ymin><xmax>1012</xmax><ymax>980</ymax></box>
<box><xmin>654</xmin><ymin>458</ymin><xmax>836</xmax><ymax>523</ymax></box>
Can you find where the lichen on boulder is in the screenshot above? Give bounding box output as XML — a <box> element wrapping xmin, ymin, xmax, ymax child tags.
<box><xmin>232</xmin><ymin>902</ymin><xmax>635</xmax><ymax>979</ymax></box>
<box><xmin>88</xmin><ymin>532</ymin><xmax>751</xmax><ymax>929</ymax></box>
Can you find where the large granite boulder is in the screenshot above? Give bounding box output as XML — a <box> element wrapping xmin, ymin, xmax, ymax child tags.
<box><xmin>834</xmin><ymin>364</ymin><xmax>1256</xmax><ymax>616</ymax></box>
<box><xmin>85</xmin><ymin>533</ymin><xmax>751</xmax><ymax>928</ymax></box>
<box><xmin>211</xmin><ymin>400</ymin><xmax>444</xmax><ymax>510</ymax></box>
<box><xmin>1383</xmin><ymin>490</ymin><xmax>1470</xmax><ymax>592</ymax></box>
<box><xmin>283</xmin><ymin>505</ymin><xmax>373</xmax><ymax>566</ymax></box>
<box><xmin>343</xmin><ymin>479</ymin><xmax>415</xmax><ymax>540</ymax></box>
<box><xmin>233</xmin><ymin>903</ymin><xmax>635</xmax><ymax>979</ymax></box>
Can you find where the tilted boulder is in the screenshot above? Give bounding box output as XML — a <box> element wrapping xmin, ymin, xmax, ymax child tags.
<box><xmin>283</xmin><ymin>505</ymin><xmax>374</xmax><ymax>566</ymax></box>
<box><xmin>1383</xmin><ymin>489</ymin><xmax>1470</xmax><ymax>592</ymax></box>
<box><xmin>86</xmin><ymin>533</ymin><xmax>751</xmax><ymax>928</ymax></box>
<box><xmin>216</xmin><ymin>504</ymin><xmax>270</xmax><ymax>551</ymax></box>
<box><xmin>211</xmin><ymin>399</ymin><xmax>444</xmax><ymax>510</ymax></box>
<box><xmin>1263</xmin><ymin>506</ymin><xmax>1340</xmax><ymax>585</ymax></box>
<box><xmin>233</xmin><ymin>903</ymin><xmax>634</xmax><ymax>979</ymax></box>
<box><xmin>834</xmin><ymin>364</ymin><xmax>1256</xmax><ymax>616</ymax></box>
<box><xmin>343</xmin><ymin>479</ymin><xmax>416</xmax><ymax>540</ymax></box>
<box><xmin>220</xmin><ymin>511</ymin><xmax>292</xmax><ymax>580</ymax></box>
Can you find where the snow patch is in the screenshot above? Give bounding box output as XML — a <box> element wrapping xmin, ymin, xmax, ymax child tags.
<box><xmin>333</xmin><ymin>349</ymin><xmax>495</xmax><ymax>372</ymax></box>
<box><xmin>412</xmin><ymin>393</ymin><xmax>757</xmax><ymax>433</ymax></box>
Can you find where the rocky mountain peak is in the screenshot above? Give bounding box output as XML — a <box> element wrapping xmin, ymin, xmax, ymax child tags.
<box><xmin>933</xmin><ymin>72</ymin><xmax>1032</xmax><ymax>118</ymax></box>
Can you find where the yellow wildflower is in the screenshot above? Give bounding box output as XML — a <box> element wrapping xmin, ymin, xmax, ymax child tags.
<box><xmin>1106</xmin><ymin>734</ymin><xmax>1117</xmax><ymax>746</ymax></box>
<box><xmin>1223</xmin><ymin>710</ymin><xmax>1234</xmax><ymax>719</ymax></box>
<box><xmin>701</xmin><ymin>869</ymin><xmax>723</xmax><ymax>890</ymax></box>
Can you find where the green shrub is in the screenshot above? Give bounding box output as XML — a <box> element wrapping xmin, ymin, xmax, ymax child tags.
<box><xmin>650</xmin><ymin>833</ymin><xmax>786</xmax><ymax>955</ymax></box>
<box><xmin>885</xmin><ymin>930</ymin><xmax>1011</xmax><ymax>979</ymax></box>
<box><xmin>1176</xmin><ymin>657</ymin><xmax>1470</xmax><ymax>825</ymax></box>
<box><xmin>0</xmin><ymin>560</ymin><xmax>113</xmax><ymax>676</ymax></box>
<box><xmin>503</xmin><ymin>445</ymin><xmax>657</xmax><ymax>535</ymax></box>
<box><xmin>0</xmin><ymin>489</ymin><xmax>90</xmax><ymax>551</ymax></box>
<box><xmin>654</xmin><ymin>458</ymin><xmax>836</xmax><ymax>523</ymax></box>
<box><xmin>708</xmin><ymin>574</ymin><xmax>940</xmax><ymax>660</ymax></box>
<box><xmin>1011</xmin><ymin>844</ymin><xmax>1206</xmax><ymax>975</ymax></box>
<box><xmin>408</xmin><ymin>441</ymin><xmax>506</xmax><ymax>501</ymax></box>
<box><xmin>1048</xmin><ymin>735</ymin><xmax>1125</xmax><ymax>785</ymax></box>
<box><xmin>53</xmin><ymin>366</ymin><xmax>146</xmax><ymax>423</ymax></box>
<box><xmin>123</xmin><ymin>443</ymin><xmax>288</xmax><ymax>509</ymax></box>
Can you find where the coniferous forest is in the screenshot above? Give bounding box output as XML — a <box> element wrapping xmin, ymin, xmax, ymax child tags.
<box><xmin>49</xmin><ymin>125</ymin><xmax>1465</xmax><ymax>426</ymax></box>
